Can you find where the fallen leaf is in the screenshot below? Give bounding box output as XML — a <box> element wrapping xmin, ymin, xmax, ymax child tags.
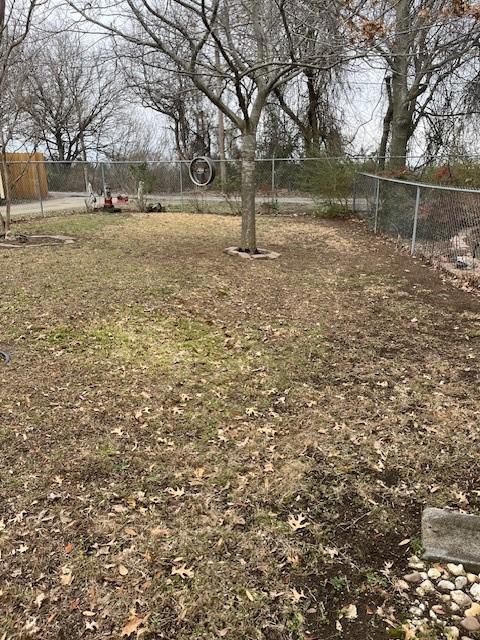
<box><xmin>34</xmin><ymin>592</ymin><xmax>46</xmax><ymax>608</ymax></box>
<box><xmin>402</xmin><ymin>623</ymin><xmax>417</xmax><ymax>640</ymax></box>
<box><xmin>340</xmin><ymin>604</ymin><xmax>358</xmax><ymax>620</ymax></box>
<box><xmin>287</xmin><ymin>553</ymin><xmax>300</xmax><ymax>566</ymax></box>
<box><xmin>85</xmin><ymin>620</ymin><xmax>98</xmax><ymax>631</ymax></box>
<box><xmin>290</xmin><ymin>588</ymin><xmax>306</xmax><ymax>604</ymax></box>
<box><xmin>121</xmin><ymin>612</ymin><xmax>147</xmax><ymax>637</ymax></box>
<box><xmin>165</xmin><ymin>487</ymin><xmax>185</xmax><ymax>498</ymax></box>
<box><xmin>245</xmin><ymin>589</ymin><xmax>255</xmax><ymax>601</ymax></box>
<box><xmin>398</xmin><ymin>538</ymin><xmax>410</xmax><ymax>546</ymax></box>
<box><xmin>171</xmin><ymin>564</ymin><xmax>194</xmax><ymax>579</ymax></box>
<box><xmin>65</xmin><ymin>542</ymin><xmax>74</xmax><ymax>554</ymax></box>
<box><xmin>60</xmin><ymin>566</ymin><xmax>73</xmax><ymax>586</ymax></box>
<box><xmin>287</xmin><ymin>513</ymin><xmax>309</xmax><ymax>532</ymax></box>
<box><xmin>150</xmin><ymin>527</ymin><xmax>169</xmax><ymax>537</ymax></box>
<box><xmin>125</xmin><ymin>528</ymin><xmax>137</xmax><ymax>537</ymax></box>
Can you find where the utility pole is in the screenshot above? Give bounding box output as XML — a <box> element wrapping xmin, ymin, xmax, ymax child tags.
<box><xmin>215</xmin><ymin>46</ymin><xmax>227</xmax><ymax>191</ymax></box>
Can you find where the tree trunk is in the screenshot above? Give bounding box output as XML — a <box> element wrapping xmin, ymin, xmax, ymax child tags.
<box><xmin>389</xmin><ymin>108</ymin><xmax>410</xmax><ymax>169</ymax></box>
<box><xmin>215</xmin><ymin>46</ymin><xmax>227</xmax><ymax>191</ymax></box>
<box><xmin>378</xmin><ymin>76</ymin><xmax>393</xmax><ymax>170</ymax></box>
<box><xmin>240</xmin><ymin>130</ymin><xmax>257</xmax><ymax>253</ymax></box>
<box><xmin>389</xmin><ymin>0</ymin><xmax>411</xmax><ymax>170</ymax></box>
<box><xmin>218</xmin><ymin>110</ymin><xmax>227</xmax><ymax>190</ymax></box>
<box><xmin>0</xmin><ymin>152</ymin><xmax>11</xmax><ymax>236</ymax></box>
<box><xmin>306</xmin><ymin>71</ymin><xmax>320</xmax><ymax>155</ymax></box>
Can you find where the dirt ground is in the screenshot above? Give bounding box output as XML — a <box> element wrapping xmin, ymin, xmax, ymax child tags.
<box><xmin>0</xmin><ymin>212</ymin><xmax>479</xmax><ymax>640</ymax></box>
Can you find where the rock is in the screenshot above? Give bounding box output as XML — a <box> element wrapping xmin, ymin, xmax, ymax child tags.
<box><xmin>396</xmin><ymin>579</ymin><xmax>410</xmax><ymax>591</ymax></box>
<box><xmin>440</xmin><ymin>594</ymin><xmax>452</xmax><ymax>602</ymax></box>
<box><xmin>408</xmin><ymin>555</ymin><xmax>426</xmax><ymax>570</ymax></box>
<box><xmin>419</xmin><ymin>571</ymin><xmax>428</xmax><ymax>580</ymax></box>
<box><xmin>451</xmin><ymin>590</ymin><xmax>473</xmax><ymax>608</ymax></box>
<box><xmin>404</xmin><ymin>571</ymin><xmax>423</xmax><ymax>584</ymax></box>
<box><xmin>448</xmin><ymin>564</ymin><xmax>466</xmax><ymax>577</ymax></box>
<box><xmin>466</xmin><ymin>573</ymin><xmax>478</xmax><ymax>584</ymax></box>
<box><xmin>422</xmin><ymin>579</ymin><xmax>435</xmax><ymax>592</ymax></box>
<box><xmin>422</xmin><ymin>508</ymin><xmax>480</xmax><ymax>572</ymax></box>
<box><xmin>470</xmin><ymin>583</ymin><xmax>480</xmax><ymax>601</ymax></box>
<box><xmin>409</xmin><ymin>606</ymin><xmax>423</xmax><ymax>617</ymax></box>
<box><xmin>450</xmin><ymin>602</ymin><xmax>461</xmax><ymax>612</ymax></box>
<box><xmin>428</xmin><ymin>567</ymin><xmax>442</xmax><ymax>580</ymax></box>
<box><xmin>438</xmin><ymin>580</ymin><xmax>456</xmax><ymax>592</ymax></box>
<box><xmin>455</xmin><ymin>576</ymin><xmax>468</xmax><ymax>590</ymax></box>
<box><xmin>461</xmin><ymin>637</ymin><xmax>474</xmax><ymax>640</ymax></box>
<box><xmin>445</xmin><ymin>626</ymin><xmax>460</xmax><ymax>640</ymax></box>
<box><xmin>431</xmin><ymin>605</ymin><xmax>446</xmax><ymax>615</ymax></box>
<box><xmin>460</xmin><ymin>617</ymin><xmax>480</xmax><ymax>632</ymax></box>
<box><xmin>416</xmin><ymin>580</ymin><xmax>435</xmax><ymax>596</ymax></box>
<box><xmin>465</xmin><ymin>602</ymin><xmax>480</xmax><ymax>617</ymax></box>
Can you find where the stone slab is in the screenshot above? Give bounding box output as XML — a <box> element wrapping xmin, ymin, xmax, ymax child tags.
<box><xmin>224</xmin><ymin>246</ymin><xmax>280</xmax><ymax>260</ymax></box>
<box><xmin>422</xmin><ymin>507</ymin><xmax>480</xmax><ymax>571</ymax></box>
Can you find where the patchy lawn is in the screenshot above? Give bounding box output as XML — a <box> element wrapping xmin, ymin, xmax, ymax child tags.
<box><xmin>0</xmin><ymin>212</ymin><xmax>479</xmax><ymax>640</ymax></box>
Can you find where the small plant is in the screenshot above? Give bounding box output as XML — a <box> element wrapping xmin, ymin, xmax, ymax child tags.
<box><xmin>410</xmin><ymin>537</ymin><xmax>424</xmax><ymax>555</ymax></box>
<box><xmin>313</xmin><ymin>201</ymin><xmax>350</xmax><ymax>219</ymax></box>
<box><xmin>258</xmin><ymin>200</ymin><xmax>279</xmax><ymax>215</ymax></box>
<box><xmin>329</xmin><ymin>575</ymin><xmax>347</xmax><ymax>591</ymax></box>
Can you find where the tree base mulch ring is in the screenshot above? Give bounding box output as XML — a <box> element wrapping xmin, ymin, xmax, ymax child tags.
<box><xmin>224</xmin><ymin>246</ymin><xmax>280</xmax><ymax>260</ymax></box>
<box><xmin>0</xmin><ymin>235</ymin><xmax>75</xmax><ymax>248</ymax></box>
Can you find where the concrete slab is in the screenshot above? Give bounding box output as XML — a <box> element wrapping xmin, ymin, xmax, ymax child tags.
<box><xmin>422</xmin><ymin>507</ymin><xmax>480</xmax><ymax>571</ymax></box>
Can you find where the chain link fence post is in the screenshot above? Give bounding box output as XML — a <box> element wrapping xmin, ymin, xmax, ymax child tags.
<box><xmin>411</xmin><ymin>185</ymin><xmax>421</xmax><ymax>255</ymax></box>
<box><xmin>374</xmin><ymin>176</ymin><xmax>380</xmax><ymax>233</ymax></box>
<box><xmin>101</xmin><ymin>163</ymin><xmax>106</xmax><ymax>196</ymax></box>
<box><xmin>271</xmin><ymin>157</ymin><xmax>275</xmax><ymax>206</ymax></box>
<box><xmin>35</xmin><ymin>162</ymin><xmax>45</xmax><ymax>218</ymax></box>
<box><xmin>179</xmin><ymin>161</ymin><xmax>184</xmax><ymax>207</ymax></box>
<box><xmin>352</xmin><ymin>173</ymin><xmax>357</xmax><ymax>214</ymax></box>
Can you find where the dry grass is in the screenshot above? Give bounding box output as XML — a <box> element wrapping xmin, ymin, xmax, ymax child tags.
<box><xmin>0</xmin><ymin>212</ymin><xmax>479</xmax><ymax>640</ymax></box>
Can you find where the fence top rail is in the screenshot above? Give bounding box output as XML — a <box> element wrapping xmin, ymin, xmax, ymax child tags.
<box><xmin>358</xmin><ymin>172</ymin><xmax>480</xmax><ymax>195</ymax></box>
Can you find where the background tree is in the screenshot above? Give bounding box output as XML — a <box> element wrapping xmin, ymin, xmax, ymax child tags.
<box><xmin>19</xmin><ymin>31</ymin><xmax>125</xmax><ymax>163</ymax></box>
<box><xmin>0</xmin><ymin>0</ymin><xmax>39</xmax><ymax>236</ymax></box>
<box><xmin>123</xmin><ymin>56</ymin><xmax>215</xmax><ymax>160</ymax></box>
<box><xmin>361</xmin><ymin>0</ymin><xmax>480</xmax><ymax>168</ymax></box>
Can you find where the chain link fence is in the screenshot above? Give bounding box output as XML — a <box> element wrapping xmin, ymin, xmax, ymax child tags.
<box><xmin>354</xmin><ymin>172</ymin><xmax>480</xmax><ymax>281</ymax></box>
<box><xmin>1</xmin><ymin>157</ymin><xmax>364</xmax><ymax>221</ymax></box>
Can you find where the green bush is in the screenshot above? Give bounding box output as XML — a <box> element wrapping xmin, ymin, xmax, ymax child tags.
<box><xmin>129</xmin><ymin>162</ymin><xmax>154</xmax><ymax>193</ymax></box>
<box><xmin>313</xmin><ymin>201</ymin><xmax>350</xmax><ymax>218</ymax></box>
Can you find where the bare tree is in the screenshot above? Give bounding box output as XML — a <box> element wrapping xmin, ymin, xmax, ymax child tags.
<box><xmin>362</xmin><ymin>0</ymin><xmax>480</xmax><ymax>168</ymax></box>
<box><xmin>71</xmin><ymin>0</ymin><xmax>353</xmax><ymax>253</ymax></box>
<box><xmin>0</xmin><ymin>0</ymin><xmax>39</xmax><ymax>236</ymax></box>
<box><xmin>275</xmin><ymin>71</ymin><xmax>345</xmax><ymax>157</ymax></box>
<box><xmin>19</xmin><ymin>31</ymin><xmax>125</xmax><ymax>164</ymax></box>
<box><xmin>123</xmin><ymin>56</ymin><xmax>214</xmax><ymax>160</ymax></box>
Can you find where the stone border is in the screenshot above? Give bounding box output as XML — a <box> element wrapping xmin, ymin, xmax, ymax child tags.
<box><xmin>224</xmin><ymin>246</ymin><xmax>280</xmax><ymax>260</ymax></box>
<box><xmin>0</xmin><ymin>235</ymin><xmax>76</xmax><ymax>249</ymax></box>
